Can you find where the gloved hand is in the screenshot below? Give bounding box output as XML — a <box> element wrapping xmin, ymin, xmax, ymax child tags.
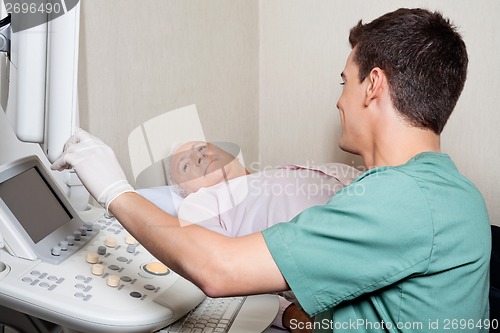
<box><xmin>51</xmin><ymin>129</ymin><xmax>135</xmax><ymax>212</ymax></box>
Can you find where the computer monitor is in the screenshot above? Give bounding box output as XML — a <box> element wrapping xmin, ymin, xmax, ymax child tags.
<box><xmin>0</xmin><ymin>165</ymin><xmax>72</xmax><ymax>244</ymax></box>
<box><xmin>0</xmin><ymin>155</ymin><xmax>98</xmax><ymax>264</ymax></box>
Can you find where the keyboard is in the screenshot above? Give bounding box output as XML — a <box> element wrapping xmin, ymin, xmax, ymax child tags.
<box><xmin>158</xmin><ymin>294</ymin><xmax>279</xmax><ymax>333</ymax></box>
<box><xmin>159</xmin><ymin>296</ymin><xmax>245</xmax><ymax>333</ymax></box>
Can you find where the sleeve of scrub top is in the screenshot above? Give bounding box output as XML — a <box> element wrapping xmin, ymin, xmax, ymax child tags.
<box><xmin>261</xmin><ymin>168</ymin><xmax>434</xmax><ymax>317</ymax></box>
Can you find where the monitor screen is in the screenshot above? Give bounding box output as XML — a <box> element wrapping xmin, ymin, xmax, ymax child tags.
<box><xmin>0</xmin><ymin>166</ymin><xmax>72</xmax><ymax>243</ymax></box>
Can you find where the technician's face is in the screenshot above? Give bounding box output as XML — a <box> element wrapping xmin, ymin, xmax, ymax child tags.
<box><xmin>336</xmin><ymin>49</ymin><xmax>370</xmax><ymax>156</ymax></box>
<box><xmin>170</xmin><ymin>141</ymin><xmax>240</xmax><ymax>196</ymax></box>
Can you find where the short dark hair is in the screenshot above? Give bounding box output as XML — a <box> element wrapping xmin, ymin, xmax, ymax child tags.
<box><xmin>349</xmin><ymin>8</ymin><xmax>468</xmax><ymax>134</ymax></box>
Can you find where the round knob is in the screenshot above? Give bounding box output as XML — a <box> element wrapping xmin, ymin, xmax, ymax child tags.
<box><xmin>51</xmin><ymin>246</ymin><xmax>61</xmax><ymax>256</ymax></box>
<box><xmin>91</xmin><ymin>263</ymin><xmax>105</xmax><ymax>276</ymax></box>
<box><xmin>105</xmin><ymin>236</ymin><xmax>117</xmax><ymax>248</ymax></box>
<box><xmin>107</xmin><ymin>275</ymin><xmax>120</xmax><ymax>288</ymax></box>
<box><xmin>125</xmin><ymin>234</ymin><xmax>137</xmax><ymax>245</ymax></box>
<box><xmin>143</xmin><ymin>262</ymin><xmax>170</xmax><ymax>276</ymax></box>
<box><xmin>86</xmin><ymin>252</ymin><xmax>99</xmax><ymax>264</ymax></box>
<box><xmin>127</xmin><ymin>244</ymin><xmax>137</xmax><ymax>253</ymax></box>
<box><xmin>97</xmin><ymin>246</ymin><xmax>107</xmax><ymax>255</ymax></box>
<box><xmin>79</xmin><ymin>226</ymin><xmax>87</xmax><ymax>236</ymax></box>
<box><xmin>73</xmin><ymin>231</ymin><xmax>81</xmax><ymax>241</ymax></box>
<box><xmin>65</xmin><ymin>235</ymin><xmax>75</xmax><ymax>246</ymax></box>
<box><xmin>84</xmin><ymin>222</ymin><xmax>94</xmax><ymax>231</ymax></box>
<box><xmin>59</xmin><ymin>241</ymin><xmax>68</xmax><ymax>251</ymax></box>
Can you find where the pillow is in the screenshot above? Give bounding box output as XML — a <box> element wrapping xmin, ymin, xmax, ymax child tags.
<box><xmin>137</xmin><ymin>186</ymin><xmax>184</xmax><ymax>216</ymax></box>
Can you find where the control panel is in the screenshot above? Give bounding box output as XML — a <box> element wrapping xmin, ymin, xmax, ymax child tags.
<box><xmin>0</xmin><ymin>212</ymin><xmax>206</xmax><ymax>333</ymax></box>
<box><xmin>0</xmin><ymin>156</ymin><xmax>205</xmax><ymax>332</ymax></box>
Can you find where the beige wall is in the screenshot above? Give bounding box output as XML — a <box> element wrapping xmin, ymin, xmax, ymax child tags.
<box><xmin>78</xmin><ymin>0</ymin><xmax>260</xmax><ymax>183</ymax></box>
<box><xmin>79</xmin><ymin>1</ymin><xmax>500</xmax><ymax>224</ymax></box>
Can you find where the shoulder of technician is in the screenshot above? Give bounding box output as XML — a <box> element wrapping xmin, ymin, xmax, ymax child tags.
<box><xmin>261</xmin><ymin>152</ymin><xmax>490</xmax><ymax>316</ymax></box>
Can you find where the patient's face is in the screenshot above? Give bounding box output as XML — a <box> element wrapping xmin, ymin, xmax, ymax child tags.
<box><xmin>170</xmin><ymin>141</ymin><xmax>245</xmax><ymax>196</ymax></box>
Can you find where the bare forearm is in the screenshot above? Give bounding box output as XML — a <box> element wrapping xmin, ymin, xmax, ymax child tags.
<box><xmin>109</xmin><ymin>192</ymin><xmax>289</xmax><ymax>297</ymax></box>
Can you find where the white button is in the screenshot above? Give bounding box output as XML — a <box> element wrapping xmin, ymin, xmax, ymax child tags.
<box><xmin>66</xmin><ymin>235</ymin><xmax>75</xmax><ymax>245</ymax></box>
<box><xmin>105</xmin><ymin>236</ymin><xmax>117</xmax><ymax>248</ymax></box>
<box><xmin>107</xmin><ymin>275</ymin><xmax>120</xmax><ymax>287</ymax></box>
<box><xmin>51</xmin><ymin>246</ymin><xmax>61</xmax><ymax>256</ymax></box>
<box><xmin>86</xmin><ymin>252</ymin><xmax>99</xmax><ymax>264</ymax></box>
<box><xmin>59</xmin><ymin>241</ymin><xmax>68</xmax><ymax>250</ymax></box>
<box><xmin>91</xmin><ymin>263</ymin><xmax>104</xmax><ymax>276</ymax></box>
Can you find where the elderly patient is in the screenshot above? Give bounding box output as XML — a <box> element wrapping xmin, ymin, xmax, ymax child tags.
<box><xmin>167</xmin><ymin>141</ymin><xmax>361</xmax><ymax>237</ymax></box>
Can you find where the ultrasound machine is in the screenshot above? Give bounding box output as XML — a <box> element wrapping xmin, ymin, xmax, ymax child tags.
<box><xmin>0</xmin><ymin>2</ymin><xmax>279</xmax><ymax>332</ymax></box>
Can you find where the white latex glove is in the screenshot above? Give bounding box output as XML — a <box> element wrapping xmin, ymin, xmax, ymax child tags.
<box><xmin>51</xmin><ymin>129</ymin><xmax>135</xmax><ymax>212</ymax></box>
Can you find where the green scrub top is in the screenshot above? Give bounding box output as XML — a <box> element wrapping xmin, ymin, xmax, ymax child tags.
<box><xmin>263</xmin><ymin>152</ymin><xmax>491</xmax><ymax>332</ymax></box>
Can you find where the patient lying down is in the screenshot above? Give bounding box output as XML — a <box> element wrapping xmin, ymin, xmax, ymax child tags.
<box><xmin>167</xmin><ymin>141</ymin><xmax>361</xmax><ymax>237</ymax></box>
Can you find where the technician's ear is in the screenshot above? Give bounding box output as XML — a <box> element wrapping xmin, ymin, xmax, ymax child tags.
<box><xmin>364</xmin><ymin>67</ymin><xmax>386</xmax><ymax>107</ymax></box>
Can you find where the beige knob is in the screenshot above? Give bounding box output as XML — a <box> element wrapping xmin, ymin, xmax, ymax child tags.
<box><xmin>86</xmin><ymin>252</ymin><xmax>99</xmax><ymax>264</ymax></box>
<box><xmin>107</xmin><ymin>275</ymin><xmax>120</xmax><ymax>288</ymax></box>
<box><xmin>104</xmin><ymin>236</ymin><xmax>117</xmax><ymax>248</ymax></box>
<box><xmin>124</xmin><ymin>234</ymin><xmax>137</xmax><ymax>245</ymax></box>
<box><xmin>91</xmin><ymin>263</ymin><xmax>105</xmax><ymax>276</ymax></box>
<box><xmin>143</xmin><ymin>262</ymin><xmax>170</xmax><ymax>276</ymax></box>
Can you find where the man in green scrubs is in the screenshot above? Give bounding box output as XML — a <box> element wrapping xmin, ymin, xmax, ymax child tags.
<box><xmin>264</xmin><ymin>152</ymin><xmax>490</xmax><ymax>331</ymax></box>
<box><xmin>53</xmin><ymin>7</ymin><xmax>491</xmax><ymax>332</ymax></box>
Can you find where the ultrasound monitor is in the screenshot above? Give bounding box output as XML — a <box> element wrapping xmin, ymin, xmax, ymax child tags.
<box><xmin>0</xmin><ymin>167</ymin><xmax>72</xmax><ymax>243</ymax></box>
<box><xmin>0</xmin><ymin>155</ymin><xmax>98</xmax><ymax>264</ymax></box>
